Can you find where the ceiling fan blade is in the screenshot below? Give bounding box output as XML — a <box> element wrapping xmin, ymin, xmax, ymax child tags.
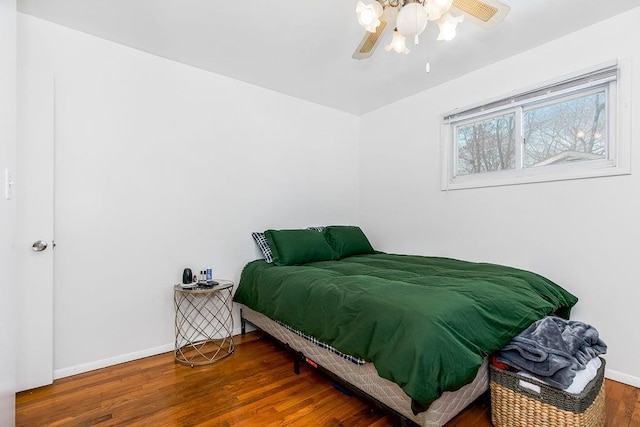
<box><xmin>352</xmin><ymin>20</ymin><xmax>388</xmax><ymax>60</ymax></box>
<box><xmin>452</xmin><ymin>0</ymin><xmax>511</xmax><ymax>29</ymax></box>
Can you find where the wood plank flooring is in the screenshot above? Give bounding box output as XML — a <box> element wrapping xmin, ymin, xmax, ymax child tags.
<box><xmin>16</xmin><ymin>332</ymin><xmax>640</xmax><ymax>426</ymax></box>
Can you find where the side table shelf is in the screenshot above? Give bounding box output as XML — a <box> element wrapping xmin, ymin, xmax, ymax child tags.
<box><xmin>173</xmin><ymin>280</ymin><xmax>235</xmax><ymax>367</ymax></box>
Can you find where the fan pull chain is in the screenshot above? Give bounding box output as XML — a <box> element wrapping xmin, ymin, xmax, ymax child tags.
<box><xmin>425</xmin><ymin>21</ymin><xmax>431</xmax><ymax>73</ymax></box>
<box><xmin>415</xmin><ymin>1</ymin><xmax>421</xmax><ymax>45</ymax></box>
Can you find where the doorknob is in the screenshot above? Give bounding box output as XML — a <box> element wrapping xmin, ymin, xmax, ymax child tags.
<box><xmin>32</xmin><ymin>240</ymin><xmax>48</xmax><ymax>252</ymax></box>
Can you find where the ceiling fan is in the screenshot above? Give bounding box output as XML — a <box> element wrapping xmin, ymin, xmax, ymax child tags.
<box><xmin>353</xmin><ymin>0</ymin><xmax>511</xmax><ymax>60</ymax></box>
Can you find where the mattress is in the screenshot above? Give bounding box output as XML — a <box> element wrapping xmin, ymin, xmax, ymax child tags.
<box><xmin>241</xmin><ymin>306</ymin><xmax>489</xmax><ymax>427</ymax></box>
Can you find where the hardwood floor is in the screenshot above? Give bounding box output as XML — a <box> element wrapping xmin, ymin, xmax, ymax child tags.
<box><xmin>16</xmin><ymin>332</ymin><xmax>640</xmax><ymax>426</ymax></box>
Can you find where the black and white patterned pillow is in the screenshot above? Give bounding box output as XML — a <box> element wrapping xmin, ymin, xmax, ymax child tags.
<box><xmin>306</xmin><ymin>226</ymin><xmax>326</xmax><ymax>232</ymax></box>
<box><xmin>252</xmin><ymin>232</ymin><xmax>274</xmax><ymax>263</ymax></box>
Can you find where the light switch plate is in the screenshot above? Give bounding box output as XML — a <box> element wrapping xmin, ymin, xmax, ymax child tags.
<box><xmin>4</xmin><ymin>169</ymin><xmax>14</xmax><ymax>200</ymax></box>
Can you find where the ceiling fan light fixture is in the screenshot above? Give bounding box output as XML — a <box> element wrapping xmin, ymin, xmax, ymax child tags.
<box><xmin>356</xmin><ymin>0</ymin><xmax>384</xmax><ymax>33</ymax></box>
<box><xmin>385</xmin><ymin>30</ymin><xmax>410</xmax><ymax>54</ymax></box>
<box><xmin>436</xmin><ymin>12</ymin><xmax>464</xmax><ymax>41</ymax></box>
<box><xmin>353</xmin><ymin>0</ymin><xmax>510</xmax><ymax>66</ymax></box>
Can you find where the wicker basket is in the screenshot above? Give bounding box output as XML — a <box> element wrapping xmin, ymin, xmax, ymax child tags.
<box><xmin>490</xmin><ymin>358</ymin><xmax>606</xmax><ymax>427</ymax></box>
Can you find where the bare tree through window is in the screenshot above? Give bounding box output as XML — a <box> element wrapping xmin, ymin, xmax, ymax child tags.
<box><xmin>523</xmin><ymin>91</ymin><xmax>606</xmax><ymax>167</ymax></box>
<box><xmin>455</xmin><ymin>90</ymin><xmax>606</xmax><ymax>177</ymax></box>
<box><xmin>456</xmin><ymin>114</ymin><xmax>515</xmax><ymax>176</ymax></box>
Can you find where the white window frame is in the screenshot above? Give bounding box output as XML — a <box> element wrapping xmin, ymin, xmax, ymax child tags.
<box><xmin>441</xmin><ymin>60</ymin><xmax>631</xmax><ymax>191</ymax></box>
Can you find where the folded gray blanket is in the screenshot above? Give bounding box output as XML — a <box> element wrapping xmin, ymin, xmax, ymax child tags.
<box><xmin>495</xmin><ymin>316</ymin><xmax>607</xmax><ymax>389</ymax></box>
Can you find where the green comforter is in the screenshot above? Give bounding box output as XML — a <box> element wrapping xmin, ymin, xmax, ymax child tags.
<box><xmin>234</xmin><ymin>253</ymin><xmax>577</xmax><ymax>408</ymax></box>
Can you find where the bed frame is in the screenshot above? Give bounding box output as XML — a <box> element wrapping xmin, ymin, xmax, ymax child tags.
<box><xmin>240</xmin><ymin>306</ymin><xmax>489</xmax><ymax>427</ymax></box>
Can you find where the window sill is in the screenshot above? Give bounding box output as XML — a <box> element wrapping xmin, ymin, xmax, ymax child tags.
<box><xmin>441</xmin><ymin>161</ymin><xmax>630</xmax><ymax>191</ymax></box>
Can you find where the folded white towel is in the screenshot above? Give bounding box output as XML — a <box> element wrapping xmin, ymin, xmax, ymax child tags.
<box><xmin>517</xmin><ymin>357</ymin><xmax>601</xmax><ymax>394</ymax></box>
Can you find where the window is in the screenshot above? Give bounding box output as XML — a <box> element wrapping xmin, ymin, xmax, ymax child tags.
<box><xmin>441</xmin><ymin>61</ymin><xmax>631</xmax><ymax>190</ymax></box>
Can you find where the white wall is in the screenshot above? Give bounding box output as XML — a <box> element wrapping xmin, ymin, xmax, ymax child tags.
<box><xmin>18</xmin><ymin>15</ymin><xmax>360</xmax><ymax>377</ymax></box>
<box><xmin>0</xmin><ymin>0</ymin><xmax>17</xmax><ymax>424</ymax></box>
<box><xmin>359</xmin><ymin>8</ymin><xmax>640</xmax><ymax>386</ymax></box>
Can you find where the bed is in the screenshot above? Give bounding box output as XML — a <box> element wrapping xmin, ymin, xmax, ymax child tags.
<box><xmin>234</xmin><ymin>227</ymin><xmax>578</xmax><ymax>426</ymax></box>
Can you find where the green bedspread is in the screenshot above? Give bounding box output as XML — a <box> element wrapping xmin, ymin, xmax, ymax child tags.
<box><xmin>234</xmin><ymin>253</ymin><xmax>578</xmax><ymax>409</ymax></box>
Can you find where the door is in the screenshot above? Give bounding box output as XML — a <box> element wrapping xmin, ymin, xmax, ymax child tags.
<box><xmin>15</xmin><ymin>68</ymin><xmax>55</xmax><ymax>391</ymax></box>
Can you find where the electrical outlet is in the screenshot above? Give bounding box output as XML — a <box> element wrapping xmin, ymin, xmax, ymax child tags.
<box><xmin>4</xmin><ymin>169</ymin><xmax>14</xmax><ymax>200</ymax></box>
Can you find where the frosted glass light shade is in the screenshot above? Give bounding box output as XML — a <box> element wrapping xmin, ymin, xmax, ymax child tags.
<box><xmin>436</xmin><ymin>12</ymin><xmax>464</xmax><ymax>41</ymax></box>
<box><xmin>433</xmin><ymin>0</ymin><xmax>454</xmax><ymax>11</ymax></box>
<box><xmin>424</xmin><ymin>0</ymin><xmax>453</xmax><ymax>21</ymax></box>
<box><xmin>396</xmin><ymin>3</ymin><xmax>429</xmax><ymax>38</ymax></box>
<box><xmin>356</xmin><ymin>0</ymin><xmax>384</xmax><ymax>33</ymax></box>
<box><xmin>385</xmin><ymin>30</ymin><xmax>410</xmax><ymax>54</ymax></box>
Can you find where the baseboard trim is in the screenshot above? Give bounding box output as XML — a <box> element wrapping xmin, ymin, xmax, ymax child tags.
<box><xmin>606</xmin><ymin>368</ymin><xmax>640</xmax><ymax>388</ymax></box>
<box><xmin>53</xmin><ymin>342</ymin><xmax>175</xmax><ymax>380</ymax></box>
<box><xmin>54</xmin><ymin>328</ymin><xmax>247</xmax><ymax>380</ymax></box>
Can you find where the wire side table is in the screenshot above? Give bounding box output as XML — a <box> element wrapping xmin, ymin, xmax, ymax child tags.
<box><xmin>173</xmin><ymin>280</ymin><xmax>234</xmax><ymax>367</ymax></box>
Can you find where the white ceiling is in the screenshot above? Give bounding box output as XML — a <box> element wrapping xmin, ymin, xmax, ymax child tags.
<box><xmin>17</xmin><ymin>0</ymin><xmax>640</xmax><ymax>115</ymax></box>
